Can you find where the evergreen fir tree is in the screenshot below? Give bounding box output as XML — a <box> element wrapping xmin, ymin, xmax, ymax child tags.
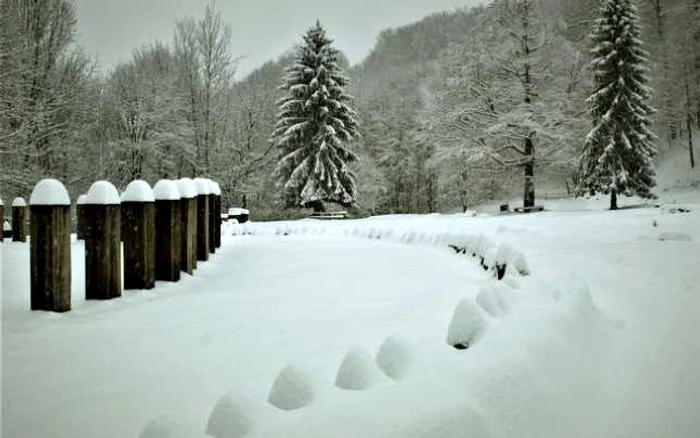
<box><xmin>271</xmin><ymin>21</ymin><xmax>359</xmax><ymax>212</ymax></box>
<box><xmin>578</xmin><ymin>0</ymin><xmax>657</xmax><ymax>210</ymax></box>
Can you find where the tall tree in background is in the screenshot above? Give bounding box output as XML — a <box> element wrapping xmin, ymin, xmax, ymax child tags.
<box><xmin>578</xmin><ymin>0</ymin><xmax>657</xmax><ymax>210</ymax></box>
<box><xmin>271</xmin><ymin>22</ymin><xmax>359</xmax><ymax>212</ymax></box>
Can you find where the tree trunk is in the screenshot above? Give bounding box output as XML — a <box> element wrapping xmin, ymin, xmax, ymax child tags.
<box><xmin>523</xmin><ymin>135</ymin><xmax>535</xmax><ymax>208</ymax></box>
<box><xmin>686</xmin><ymin>82</ymin><xmax>696</xmax><ymax>168</ymax></box>
<box><xmin>610</xmin><ymin>190</ymin><xmax>618</xmax><ymax>210</ymax></box>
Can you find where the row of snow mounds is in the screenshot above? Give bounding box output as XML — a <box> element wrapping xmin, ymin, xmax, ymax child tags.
<box><xmin>242</xmin><ymin>221</ymin><xmax>531</xmax><ymax>281</ymax></box>
<box><xmin>139</xmin><ymin>335</ymin><xmax>415</xmax><ymax>438</ymax></box>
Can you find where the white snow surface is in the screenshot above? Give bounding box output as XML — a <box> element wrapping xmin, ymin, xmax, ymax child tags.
<box><xmin>2</xmin><ymin>191</ymin><xmax>700</xmax><ymax>438</ymax></box>
<box><xmin>28</xmin><ymin>178</ymin><xmax>71</xmax><ymax>205</ymax></box>
<box><xmin>212</xmin><ymin>182</ymin><xmax>222</xmax><ymax>196</ymax></box>
<box><xmin>176</xmin><ymin>178</ymin><xmax>197</xmax><ymax>199</ymax></box>
<box><xmin>121</xmin><ymin>180</ymin><xmax>155</xmax><ymax>203</ymax></box>
<box><xmin>194</xmin><ymin>178</ymin><xmax>212</xmax><ymax>195</ymax></box>
<box><xmin>85</xmin><ymin>180</ymin><xmax>121</xmax><ymax>205</ymax></box>
<box><xmin>153</xmin><ymin>180</ymin><xmax>181</xmax><ymax>201</ymax></box>
<box><xmin>11</xmin><ymin>197</ymin><xmax>26</xmax><ymax>207</ymax></box>
<box><xmin>77</xmin><ymin>194</ymin><xmax>88</xmax><ymax>205</ymax></box>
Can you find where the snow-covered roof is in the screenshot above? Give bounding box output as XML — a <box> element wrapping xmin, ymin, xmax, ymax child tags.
<box><xmin>29</xmin><ymin>179</ymin><xmax>71</xmax><ymax>206</ymax></box>
<box><xmin>194</xmin><ymin>178</ymin><xmax>213</xmax><ymax>195</ymax></box>
<box><xmin>121</xmin><ymin>180</ymin><xmax>155</xmax><ymax>203</ymax></box>
<box><xmin>76</xmin><ymin>194</ymin><xmax>88</xmax><ymax>205</ymax></box>
<box><xmin>12</xmin><ymin>197</ymin><xmax>27</xmax><ymax>207</ymax></box>
<box><xmin>211</xmin><ymin>181</ymin><xmax>222</xmax><ymax>196</ymax></box>
<box><xmin>176</xmin><ymin>178</ymin><xmax>197</xmax><ymax>199</ymax></box>
<box><xmin>85</xmin><ymin>180</ymin><xmax>121</xmax><ymax>205</ymax></box>
<box><xmin>153</xmin><ymin>180</ymin><xmax>181</xmax><ymax>201</ymax></box>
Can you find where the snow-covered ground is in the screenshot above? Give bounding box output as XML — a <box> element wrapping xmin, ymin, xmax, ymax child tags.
<box><xmin>2</xmin><ymin>191</ymin><xmax>699</xmax><ymax>438</ymax></box>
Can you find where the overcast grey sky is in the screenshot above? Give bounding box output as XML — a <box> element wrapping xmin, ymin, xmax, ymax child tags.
<box><xmin>74</xmin><ymin>0</ymin><xmax>487</xmax><ymax>78</ymax></box>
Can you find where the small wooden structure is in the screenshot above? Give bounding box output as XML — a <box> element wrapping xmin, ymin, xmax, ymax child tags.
<box><xmin>194</xmin><ymin>178</ymin><xmax>211</xmax><ymax>262</ymax></box>
<box><xmin>176</xmin><ymin>178</ymin><xmax>198</xmax><ymax>274</ymax></box>
<box><xmin>76</xmin><ymin>194</ymin><xmax>87</xmax><ymax>240</ymax></box>
<box><xmin>29</xmin><ymin>179</ymin><xmax>72</xmax><ymax>312</ymax></box>
<box><xmin>83</xmin><ymin>181</ymin><xmax>122</xmax><ymax>300</ymax></box>
<box><xmin>11</xmin><ymin>197</ymin><xmax>27</xmax><ymax>242</ymax></box>
<box><xmin>154</xmin><ymin>179</ymin><xmax>182</xmax><ymax>282</ymax></box>
<box><xmin>514</xmin><ymin>205</ymin><xmax>545</xmax><ymax>213</ymax></box>
<box><xmin>121</xmin><ymin>180</ymin><xmax>156</xmax><ymax>290</ymax></box>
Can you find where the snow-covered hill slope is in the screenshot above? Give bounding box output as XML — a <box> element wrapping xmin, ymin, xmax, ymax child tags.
<box><xmin>2</xmin><ymin>191</ymin><xmax>699</xmax><ymax>438</ymax></box>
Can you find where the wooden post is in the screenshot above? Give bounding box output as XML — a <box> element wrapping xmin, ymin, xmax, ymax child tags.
<box><xmin>212</xmin><ymin>182</ymin><xmax>222</xmax><ymax>248</ymax></box>
<box><xmin>194</xmin><ymin>178</ymin><xmax>210</xmax><ymax>262</ymax></box>
<box><xmin>29</xmin><ymin>179</ymin><xmax>72</xmax><ymax>312</ymax></box>
<box><xmin>207</xmin><ymin>179</ymin><xmax>216</xmax><ymax>254</ymax></box>
<box><xmin>121</xmin><ymin>180</ymin><xmax>156</xmax><ymax>290</ymax></box>
<box><xmin>0</xmin><ymin>197</ymin><xmax>4</xmax><ymax>243</ymax></box>
<box><xmin>176</xmin><ymin>178</ymin><xmax>197</xmax><ymax>274</ymax></box>
<box><xmin>154</xmin><ymin>180</ymin><xmax>181</xmax><ymax>282</ymax></box>
<box><xmin>84</xmin><ymin>181</ymin><xmax>122</xmax><ymax>300</ymax></box>
<box><xmin>76</xmin><ymin>194</ymin><xmax>87</xmax><ymax>240</ymax></box>
<box><xmin>11</xmin><ymin>197</ymin><xmax>27</xmax><ymax>242</ymax></box>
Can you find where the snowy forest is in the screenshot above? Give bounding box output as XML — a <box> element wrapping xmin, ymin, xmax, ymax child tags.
<box><xmin>1</xmin><ymin>0</ymin><xmax>698</xmax><ymax>216</ymax></box>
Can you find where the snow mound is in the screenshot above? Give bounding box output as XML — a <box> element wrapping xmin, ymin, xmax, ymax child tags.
<box><xmin>211</xmin><ymin>181</ymin><xmax>222</xmax><ymax>196</ymax></box>
<box><xmin>176</xmin><ymin>178</ymin><xmax>197</xmax><ymax>199</ymax></box>
<box><xmin>153</xmin><ymin>180</ymin><xmax>181</xmax><ymax>201</ymax></box>
<box><xmin>657</xmin><ymin>232</ymin><xmax>693</xmax><ymax>242</ymax></box>
<box><xmin>335</xmin><ymin>347</ymin><xmax>383</xmax><ymax>390</ymax></box>
<box><xmin>503</xmin><ymin>273</ymin><xmax>522</xmax><ymax>290</ymax></box>
<box><xmin>86</xmin><ymin>180</ymin><xmax>120</xmax><ymax>205</ymax></box>
<box><xmin>475</xmin><ymin>286</ymin><xmax>504</xmax><ymax>318</ymax></box>
<box><xmin>446</xmin><ymin>298</ymin><xmax>488</xmax><ymax>349</ymax></box>
<box><xmin>12</xmin><ymin>197</ymin><xmax>26</xmax><ymax>207</ymax></box>
<box><xmin>121</xmin><ymin>180</ymin><xmax>155</xmax><ymax>203</ymax></box>
<box><xmin>267</xmin><ymin>365</ymin><xmax>315</xmax><ymax>410</ymax></box>
<box><xmin>510</xmin><ymin>250</ymin><xmax>530</xmax><ymax>275</ymax></box>
<box><xmin>76</xmin><ymin>194</ymin><xmax>87</xmax><ymax>205</ymax></box>
<box><xmin>207</xmin><ymin>392</ymin><xmax>260</xmax><ymax>438</ymax></box>
<box><xmin>194</xmin><ymin>178</ymin><xmax>212</xmax><ymax>196</ymax></box>
<box><xmin>29</xmin><ymin>178</ymin><xmax>71</xmax><ymax>206</ymax></box>
<box><xmin>138</xmin><ymin>415</ymin><xmax>205</xmax><ymax>438</ymax></box>
<box><xmin>375</xmin><ymin>334</ymin><xmax>414</xmax><ymax>380</ymax></box>
<box><xmin>483</xmin><ymin>247</ymin><xmax>497</xmax><ymax>270</ymax></box>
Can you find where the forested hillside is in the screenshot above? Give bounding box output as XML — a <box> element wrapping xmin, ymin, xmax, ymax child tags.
<box><xmin>1</xmin><ymin>0</ymin><xmax>698</xmax><ymax>213</ymax></box>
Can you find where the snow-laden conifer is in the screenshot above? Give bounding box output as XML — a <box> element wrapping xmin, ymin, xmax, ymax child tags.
<box><xmin>578</xmin><ymin>0</ymin><xmax>657</xmax><ymax>209</ymax></box>
<box><xmin>271</xmin><ymin>21</ymin><xmax>359</xmax><ymax>212</ymax></box>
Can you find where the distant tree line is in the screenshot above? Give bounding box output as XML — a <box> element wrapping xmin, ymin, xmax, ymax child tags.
<box><xmin>1</xmin><ymin>0</ymin><xmax>698</xmax><ymax>213</ymax></box>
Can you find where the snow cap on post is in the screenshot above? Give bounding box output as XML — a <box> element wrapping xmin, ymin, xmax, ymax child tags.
<box><xmin>211</xmin><ymin>181</ymin><xmax>221</xmax><ymax>196</ymax></box>
<box><xmin>153</xmin><ymin>179</ymin><xmax>181</xmax><ymax>201</ymax></box>
<box><xmin>12</xmin><ymin>197</ymin><xmax>27</xmax><ymax>207</ymax></box>
<box><xmin>121</xmin><ymin>180</ymin><xmax>155</xmax><ymax>203</ymax></box>
<box><xmin>77</xmin><ymin>194</ymin><xmax>88</xmax><ymax>205</ymax></box>
<box><xmin>85</xmin><ymin>181</ymin><xmax>121</xmax><ymax>205</ymax></box>
<box><xmin>194</xmin><ymin>178</ymin><xmax>212</xmax><ymax>195</ymax></box>
<box><xmin>176</xmin><ymin>178</ymin><xmax>197</xmax><ymax>199</ymax></box>
<box><xmin>29</xmin><ymin>179</ymin><xmax>71</xmax><ymax>206</ymax></box>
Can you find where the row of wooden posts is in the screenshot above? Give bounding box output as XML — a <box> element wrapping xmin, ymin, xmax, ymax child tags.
<box><xmin>4</xmin><ymin>177</ymin><xmax>223</xmax><ymax>313</ymax></box>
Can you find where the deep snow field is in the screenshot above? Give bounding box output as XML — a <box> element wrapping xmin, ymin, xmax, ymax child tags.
<box><xmin>2</xmin><ymin>190</ymin><xmax>699</xmax><ymax>438</ymax></box>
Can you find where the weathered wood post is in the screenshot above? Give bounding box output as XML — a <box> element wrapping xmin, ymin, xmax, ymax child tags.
<box><xmin>121</xmin><ymin>180</ymin><xmax>156</xmax><ymax>290</ymax></box>
<box><xmin>176</xmin><ymin>178</ymin><xmax>197</xmax><ymax>274</ymax></box>
<box><xmin>194</xmin><ymin>178</ymin><xmax>210</xmax><ymax>262</ymax></box>
<box><xmin>212</xmin><ymin>182</ymin><xmax>222</xmax><ymax>249</ymax></box>
<box><xmin>76</xmin><ymin>194</ymin><xmax>87</xmax><ymax>240</ymax></box>
<box><xmin>84</xmin><ymin>181</ymin><xmax>122</xmax><ymax>300</ymax></box>
<box><xmin>29</xmin><ymin>179</ymin><xmax>72</xmax><ymax>312</ymax></box>
<box><xmin>207</xmin><ymin>179</ymin><xmax>217</xmax><ymax>254</ymax></box>
<box><xmin>154</xmin><ymin>179</ymin><xmax>181</xmax><ymax>282</ymax></box>
<box><xmin>1</xmin><ymin>197</ymin><xmax>4</xmax><ymax>242</ymax></box>
<box><xmin>11</xmin><ymin>197</ymin><xmax>27</xmax><ymax>242</ymax></box>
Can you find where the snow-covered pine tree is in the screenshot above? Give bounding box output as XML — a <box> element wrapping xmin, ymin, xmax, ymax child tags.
<box><xmin>578</xmin><ymin>0</ymin><xmax>657</xmax><ymax>210</ymax></box>
<box><xmin>271</xmin><ymin>21</ymin><xmax>359</xmax><ymax>212</ymax></box>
